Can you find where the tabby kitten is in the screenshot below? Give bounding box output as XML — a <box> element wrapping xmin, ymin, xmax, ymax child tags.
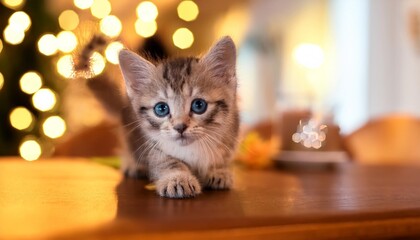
<box><xmin>84</xmin><ymin>36</ymin><xmax>239</xmax><ymax>198</ymax></box>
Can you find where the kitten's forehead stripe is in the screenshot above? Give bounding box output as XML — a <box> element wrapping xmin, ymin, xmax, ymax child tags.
<box><xmin>161</xmin><ymin>57</ymin><xmax>199</xmax><ymax>93</ymax></box>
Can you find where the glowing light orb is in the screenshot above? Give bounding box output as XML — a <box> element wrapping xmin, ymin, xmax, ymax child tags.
<box><xmin>57</xmin><ymin>55</ymin><xmax>74</xmax><ymax>78</ymax></box>
<box><xmin>8</xmin><ymin>11</ymin><xmax>31</xmax><ymax>32</ymax></box>
<box><xmin>172</xmin><ymin>28</ymin><xmax>194</xmax><ymax>49</ymax></box>
<box><xmin>43</xmin><ymin>116</ymin><xmax>66</xmax><ymax>139</ymax></box>
<box><xmin>293</xmin><ymin>43</ymin><xmax>325</xmax><ymax>69</ymax></box>
<box><xmin>1</xmin><ymin>0</ymin><xmax>25</xmax><ymax>9</ymax></box>
<box><xmin>0</xmin><ymin>72</ymin><xmax>4</xmax><ymax>90</ymax></box>
<box><xmin>91</xmin><ymin>52</ymin><xmax>106</xmax><ymax>76</ymax></box>
<box><xmin>0</xmin><ymin>39</ymin><xmax>3</xmax><ymax>54</ymax></box>
<box><xmin>100</xmin><ymin>15</ymin><xmax>122</xmax><ymax>38</ymax></box>
<box><xmin>91</xmin><ymin>0</ymin><xmax>111</xmax><ymax>19</ymax></box>
<box><xmin>3</xmin><ymin>25</ymin><xmax>25</xmax><ymax>45</ymax></box>
<box><xmin>73</xmin><ymin>0</ymin><xmax>93</xmax><ymax>9</ymax></box>
<box><xmin>19</xmin><ymin>139</ymin><xmax>41</xmax><ymax>161</ymax></box>
<box><xmin>105</xmin><ymin>41</ymin><xmax>124</xmax><ymax>64</ymax></box>
<box><xmin>136</xmin><ymin>1</ymin><xmax>158</xmax><ymax>22</ymax></box>
<box><xmin>134</xmin><ymin>19</ymin><xmax>157</xmax><ymax>38</ymax></box>
<box><xmin>177</xmin><ymin>1</ymin><xmax>199</xmax><ymax>22</ymax></box>
<box><xmin>9</xmin><ymin>107</ymin><xmax>33</xmax><ymax>130</ymax></box>
<box><xmin>59</xmin><ymin>10</ymin><xmax>79</xmax><ymax>31</ymax></box>
<box><xmin>32</xmin><ymin>88</ymin><xmax>57</xmax><ymax>112</ymax></box>
<box><xmin>19</xmin><ymin>71</ymin><xmax>43</xmax><ymax>94</ymax></box>
<box><xmin>57</xmin><ymin>31</ymin><xmax>78</xmax><ymax>53</ymax></box>
<box><xmin>37</xmin><ymin>34</ymin><xmax>58</xmax><ymax>56</ymax></box>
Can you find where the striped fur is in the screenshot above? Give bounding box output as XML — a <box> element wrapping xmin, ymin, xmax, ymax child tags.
<box><xmin>86</xmin><ymin>36</ymin><xmax>239</xmax><ymax>198</ymax></box>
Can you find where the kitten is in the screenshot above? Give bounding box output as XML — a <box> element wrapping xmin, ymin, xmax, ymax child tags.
<box><xmin>79</xmin><ymin>36</ymin><xmax>239</xmax><ymax>198</ymax></box>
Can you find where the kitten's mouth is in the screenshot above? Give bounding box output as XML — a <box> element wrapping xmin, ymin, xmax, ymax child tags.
<box><xmin>175</xmin><ymin>135</ymin><xmax>194</xmax><ymax>146</ymax></box>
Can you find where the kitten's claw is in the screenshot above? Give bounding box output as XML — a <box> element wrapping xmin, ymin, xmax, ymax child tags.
<box><xmin>205</xmin><ymin>169</ymin><xmax>233</xmax><ymax>190</ymax></box>
<box><xmin>156</xmin><ymin>172</ymin><xmax>201</xmax><ymax>198</ymax></box>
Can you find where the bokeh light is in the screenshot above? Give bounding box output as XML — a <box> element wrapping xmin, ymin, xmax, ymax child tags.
<box><xmin>105</xmin><ymin>41</ymin><xmax>124</xmax><ymax>64</ymax></box>
<box><xmin>172</xmin><ymin>28</ymin><xmax>194</xmax><ymax>49</ymax></box>
<box><xmin>19</xmin><ymin>71</ymin><xmax>43</xmax><ymax>94</ymax></box>
<box><xmin>59</xmin><ymin>10</ymin><xmax>79</xmax><ymax>31</ymax></box>
<box><xmin>0</xmin><ymin>72</ymin><xmax>4</xmax><ymax>90</ymax></box>
<box><xmin>42</xmin><ymin>116</ymin><xmax>66</xmax><ymax>139</ymax></box>
<box><xmin>57</xmin><ymin>55</ymin><xmax>74</xmax><ymax>78</ymax></box>
<box><xmin>32</xmin><ymin>88</ymin><xmax>57</xmax><ymax>112</ymax></box>
<box><xmin>100</xmin><ymin>15</ymin><xmax>122</xmax><ymax>38</ymax></box>
<box><xmin>91</xmin><ymin>52</ymin><xmax>106</xmax><ymax>76</ymax></box>
<box><xmin>19</xmin><ymin>139</ymin><xmax>41</xmax><ymax>161</ymax></box>
<box><xmin>0</xmin><ymin>39</ymin><xmax>3</xmax><ymax>54</ymax></box>
<box><xmin>57</xmin><ymin>31</ymin><xmax>78</xmax><ymax>53</ymax></box>
<box><xmin>3</xmin><ymin>25</ymin><xmax>25</xmax><ymax>45</ymax></box>
<box><xmin>8</xmin><ymin>11</ymin><xmax>31</xmax><ymax>32</ymax></box>
<box><xmin>135</xmin><ymin>19</ymin><xmax>157</xmax><ymax>38</ymax></box>
<box><xmin>1</xmin><ymin>0</ymin><xmax>25</xmax><ymax>9</ymax></box>
<box><xmin>293</xmin><ymin>43</ymin><xmax>325</xmax><ymax>69</ymax></box>
<box><xmin>177</xmin><ymin>1</ymin><xmax>199</xmax><ymax>22</ymax></box>
<box><xmin>136</xmin><ymin>1</ymin><xmax>158</xmax><ymax>22</ymax></box>
<box><xmin>73</xmin><ymin>0</ymin><xmax>93</xmax><ymax>10</ymax></box>
<box><xmin>9</xmin><ymin>107</ymin><xmax>33</xmax><ymax>130</ymax></box>
<box><xmin>37</xmin><ymin>34</ymin><xmax>58</xmax><ymax>56</ymax></box>
<box><xmin>91</xmin><ymin>0</ymin><xmax>111</xmax><ymax>19</ymax></box>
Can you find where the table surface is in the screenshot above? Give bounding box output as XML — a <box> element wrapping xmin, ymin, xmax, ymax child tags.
<box><xmin>1</xmin><ymin>158</ymin><xmax>420</xmax><ymax>239</ymax></box>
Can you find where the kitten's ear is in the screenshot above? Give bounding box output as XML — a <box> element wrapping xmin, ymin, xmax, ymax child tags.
<box><xmin>201</xmin><ymin>36</ymin><xmax>237</xmax><ymax>86</ymax></box>
<box><xmin>118</xmin><ymin>49</ymin><xmax>155</xmax><ymax>98</ymax></box>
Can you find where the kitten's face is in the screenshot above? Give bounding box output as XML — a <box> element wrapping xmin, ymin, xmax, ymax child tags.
<box><xmin>119</xmin><ymin>37</ymin><xmax>238</xmax><ymax>148</ymax></box>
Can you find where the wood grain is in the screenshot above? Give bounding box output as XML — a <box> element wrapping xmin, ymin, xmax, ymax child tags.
<box><xmin>1</xmin><ymin>158</ymin><xmax>420</xmax><ymax>239</ymax></box>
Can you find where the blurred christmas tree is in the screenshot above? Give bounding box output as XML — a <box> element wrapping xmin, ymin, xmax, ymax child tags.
<box><xmin>0</xmin><ymin>0</ymin><xmax>63</xmax><ymax>159</ymax></box>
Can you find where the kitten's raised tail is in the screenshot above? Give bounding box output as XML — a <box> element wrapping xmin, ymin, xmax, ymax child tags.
<box><xmin>75</xmin><ymin>34</ymin><xmax>126</xmax><ymax>117</ymax></box>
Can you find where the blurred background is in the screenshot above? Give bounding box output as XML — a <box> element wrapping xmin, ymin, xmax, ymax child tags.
<box><xmin>1</xmin><ymin>0</ymin><xmax>420</xmax><ymax>164</ymax></box>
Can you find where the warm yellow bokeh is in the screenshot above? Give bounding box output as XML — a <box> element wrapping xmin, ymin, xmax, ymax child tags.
<box><xmin>57</xmin><ymin>55</ymin><xmax>74</xmax><ymax>78</ymax></box>
<box><xmin>19</xmin><ymin>71</ymin><xmax>43</xmax><ymax>94</ymax></box>
<box><xmin>105</xmin><ymin>41</ymin><xmax>124</xmax><ymax>64</ymax></box>
<box><xmin>177</xmin><ymin>1</ymin><xmax>199</xmax><ymax>22</ymax></box>
<box><xmin>19</xmin><ymin>139</ymin><xmax>41</xmax><ymax>161</ymax></box>
<box><xmin>100</xmin><ymin>15</ymin><xmax>122</xmax><ymax>38</ymax></box>
<box><xmin>37</xmin><ymin>34</ymin><xmax>58</xmax><ymax>56</ymax></box>
<box><xmin>91</xmin><ymin>0</ymin><xmax>111</xmax><ymax>19</ymax></box>
<box><xmin>9</xmin><ymin>107</ymin><xmax>33</xmax><ymax>131</ymax></box>
<box><xmin>3</xmin><ymin>25</ymin><xmax>25</xmax><ymax>45</ymax></box>
<box><xmin>32</xmin><ymin>88</ymin><xmax>57</xmax><ymax>112</ymax></box>
<box><xmin>43</xmin><ymin>116</ymin><xmax>66</xmax><ymax>139</ymax></box>
<box><xmin>91</xmin><ymin>52</ymin><xmax>106</xmax><ymax>76</ymax></box>
<box><xmin>0</xmin><ymin>39</ymin><xmax>3</xmax><ymax>54</ymax></box>
<box><xmin>0</xmin><ymin>72</ymin><xmax>4</xmax><ymax>90</ymax></box>
<box><xmin>135</xmin><ymin>19</ymin><xmax>157</xmax><ymax>38</ymax></box>
<box><xmin>136</xmin><ymin>1</ymin><xmax>158</xmax><ymax>22</ymax></box>
<box><xmin>172</xmin><ymin>28</ymin><xmax>194</xmax><ymax>49</ymax></box>
<box><xmin>1</xmin><ymin>0</ymin><xmax>25</xmax><ymax>9</ymax></box>
<box><xmin>73</xmin><ymin>0</ymin><xmax>93</xmax><ymax>10</ymax></box>
<box><xmin>293</xmin><ymin>43</ymin><xmax>324</xmax><ymax>69</ymax></box>
<box><xmin>59</xmin><ymin>10</ymin><xmax>79</xmax><ymax>31</ymax></box>
<box><xmin>8</xmin><ymin>11</ymin><xmax>31</xmax><ymax>32</ymax></box>
<box><xmin>57</xmin><ymin>31</ymin><xmax>78</xmax><ymax>53</ymax></box>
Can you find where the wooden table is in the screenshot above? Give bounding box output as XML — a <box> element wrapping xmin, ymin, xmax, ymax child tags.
<box><xmin>1</xmin><ymin>158</ymin><xmax>420</xmax><ymax>239</ymax></box>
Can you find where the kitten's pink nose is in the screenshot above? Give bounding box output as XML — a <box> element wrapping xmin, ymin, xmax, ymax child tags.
<box><xmin>174</xmin><ymin>124</ymin><xmax>188</xmax><ymax>134</ymax></box>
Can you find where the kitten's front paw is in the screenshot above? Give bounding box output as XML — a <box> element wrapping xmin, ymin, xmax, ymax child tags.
<box><xmin>156</xmin><ymin>172</ymin><xmax>202</xmax><ymax>198</ymax></box>
<box><xmin>205</xmin><ymin>168</ymin><xmax>233</xmax><ymax>190</ymax></box>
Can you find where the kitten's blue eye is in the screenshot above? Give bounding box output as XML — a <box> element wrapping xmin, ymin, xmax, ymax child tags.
<box><xmin>191</xmin><ymin>98</ymin><xmax>207</xmax><ymax>114</ymax></box>
<box><xmin>154</xmin><ymin>102</ymin><xmax>170</xmax><ymax>117</ymax></box>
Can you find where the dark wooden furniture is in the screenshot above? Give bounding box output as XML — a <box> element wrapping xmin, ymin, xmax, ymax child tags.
<box><xmin>1</xmin><ymin>158</ymin><xmax>420</xmax><ymax>239</ymax></box>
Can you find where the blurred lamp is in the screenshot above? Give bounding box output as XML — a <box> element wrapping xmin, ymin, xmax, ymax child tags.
<box><xmin>136</xmin><ymin>1</ymin><xmax>158</xmax><ymax>22</ymax></box>
<box><xmin>105</xmin><ymin>41</ymin><xmax>124</xmax><ymax>64</ymax></box>
<box><xmin>0</xmin><ymin>72</ymin><xmax>4</xmax><ymax>90</ymax></box>
<box><xmin>19</xmin><ymin>71</ymin><xmax>43</xmax><ymax>94</ymax></box>
<box><xmin>1</xmin><ymin>0</ymin><xmax>25</xmax><ymax>9</ymax></box>
<box><xmin>91</xmin><ymin>52</ymin><xmax>106</xmax><ymax>76</ymax></box>
<box><xmin>91</xmin><ymin>0</ymin><xmax>111</xmax><ymax>19</ymax></box>
<box><xmin>8</xmin><ymin>11</ymin><xmax>31</xmax><ymax>32</ymax></box>
<box><xmin>3</xmin><ymin>25</ymin><xmax>25</xmax><ymax>45</ymax></box>
<box><xmin>73</xmin><ymin>0</ymin><xmax>93</xmax><ymax>10</ymax></box>
<box><xmin>43</xmin><ymin>116</ymin><xmax>66</xmax><ymax>139</ymax></box>
<box><xmin>57</xmin><ymin>55</ymin><xmax>74</xmax><ymax>78</ymax></box>
<box><xmin>38</xmin><ymin>34</ymin><xmax>58</xmax><ymax>56</ymax></box>
<box><xmin>173</xmin><ymin>28</ymin><xmax>194</xmax><ymax>49</ymax></box>
<box><xmin>100</xmin><ymin>15</ymin><xmax>122</xmax><ymax>38</ymax></box>
<box><xmin>177</xmin><ymin>1</ymin><xmax>199</xmax><ymax>22</ymax></box>
<box><xmin>293</xmin><ymin>43</ymin><xmax>324</xmax><ymax>69</ymax></box>
<box><xmin>59</xmin><ymin>10</ymin><xmax>79</xmax><ymax>31</ymax></box>
<box><xmin>32</xmin><ymin>88</ymin><xmax>57</xmax><ymax>112</ymax></box>
<box><xmin>19</xmin><ymin>139</ymin><xmax>41</xmax><ymax>161</ymax></box>
<box><xmin>9</xmin><ymin>107</ymin><xmax>33</xmax><ymax>130</ymax></box>
<box><xmin>135</xmin><ymin>19</ymin><xmax>157</xmax><ymax>38</ymax></box>
<box><xmin>57</xmin><ymin>31</ymin><xmax>78</xmax><ymax>53</ymax></box>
